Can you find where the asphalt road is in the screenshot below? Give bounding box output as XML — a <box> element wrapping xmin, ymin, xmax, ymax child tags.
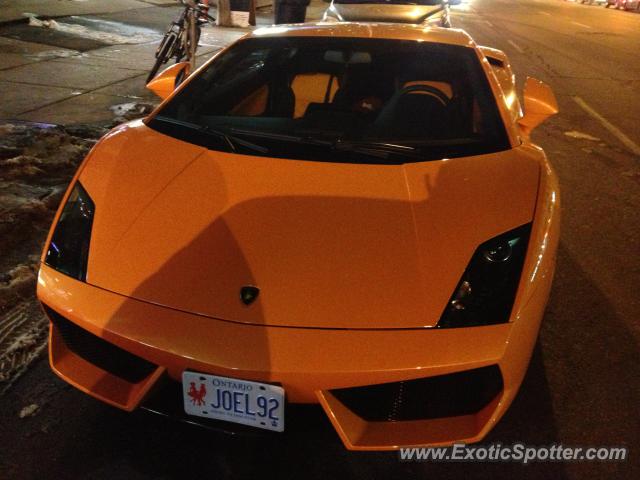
<box><xmin>1</xmin><ymin>1</ymin><xmax>639</xmax><ymax>479</ymax></box>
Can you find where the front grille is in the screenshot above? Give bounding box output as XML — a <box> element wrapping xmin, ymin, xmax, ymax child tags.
<box><xmin>44</xmin><ymin>304</ymin><xmax>157</xmax><ymax>384</ymax></box>
<box><xmin>330</xmin><ymin>365</ymin><xmax>503</xmax><ymax>422</ymax></box>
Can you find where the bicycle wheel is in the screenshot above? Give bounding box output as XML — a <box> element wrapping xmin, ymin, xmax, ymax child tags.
<box><xmin>147</xmin><ymin>31</ymin><xmax>177</xmax><ymax>83</ymax></box>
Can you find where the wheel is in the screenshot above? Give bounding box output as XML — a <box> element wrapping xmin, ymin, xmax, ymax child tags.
<box><xmin>147</xmin><ymin>31</ymin><xmax>177</xmax><ymax>83</ymax></box>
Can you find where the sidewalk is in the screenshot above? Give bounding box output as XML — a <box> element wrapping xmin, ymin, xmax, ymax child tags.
<box><xmin>0</xmin><ymin>0</ymin><xmax>177</xmax><ymax>25</ymax></box>
<box><xmin>0</xmin><ymin>0</ymin><xmax>327</xmax><ymax>125</ymax></box>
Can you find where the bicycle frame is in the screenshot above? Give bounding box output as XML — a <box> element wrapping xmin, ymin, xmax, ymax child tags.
<box><xmin>148</xmin><ymin>1</ymin><xmax>214</xmax><ymax>83</ymax></box>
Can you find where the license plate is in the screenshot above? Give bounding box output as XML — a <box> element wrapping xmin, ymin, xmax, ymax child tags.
<box><xmin>182</xmin><ymin>372</ymin><xmax>285</xmax><ymax>432</ymax></box>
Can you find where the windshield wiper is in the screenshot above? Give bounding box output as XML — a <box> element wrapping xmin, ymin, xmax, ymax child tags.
<box><xmin>229</xmin><ymin>129</ymin><xmax>429</xmax><ymax>161</ymax></box>
<box><xmin>332</xmin><ymin>140</ymin><xmax>426</xmax><ymax>160</ymax></box>
<box><xmin>202</xmin><ymin>124</ymin><xmax>270</xmax><ymax>154</ymax></box>
<box><xmin>229</xmin><ymin>128</ymin><xmax>333</xmax><ymax>147</ymax></box>
<box><xmin>154</xmin><ymin>116</ymin><xmax>269</xmax><ymax>154</ymax></box>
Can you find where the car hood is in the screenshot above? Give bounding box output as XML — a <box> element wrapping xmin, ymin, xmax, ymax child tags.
<box><xmin>79</xmin><ymin>121</ymin><xmax>539</xmax><ymax>329</ymax></box>
<box><xmin>327</xmin><ymin>4</ymin><xmax>442</xmax><ymax>23</ymax></box>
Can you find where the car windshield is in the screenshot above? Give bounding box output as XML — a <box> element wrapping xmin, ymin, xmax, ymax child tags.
<box><xmin>150</xmin><ymin>36</ymin><xmax>510</xmax><ymax>164</ymax></box>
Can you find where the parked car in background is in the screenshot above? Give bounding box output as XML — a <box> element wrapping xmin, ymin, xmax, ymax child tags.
<box><xmin>322</xmin><ymin>0</ymin><xmax>461</xmax><ymax>28</ymax></box>
<box><xmin>605</xmin><ymin>0</ymin><xmax>640</xmax><ymax>9</ymax></box>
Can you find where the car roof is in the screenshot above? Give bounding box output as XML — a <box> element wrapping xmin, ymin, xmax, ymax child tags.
<box><xmin>248</xmin><ymin>22</ymin><xmax>475</xmax><ymax>48</ymax></box>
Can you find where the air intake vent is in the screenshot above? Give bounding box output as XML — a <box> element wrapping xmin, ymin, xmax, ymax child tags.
<box><xmin>44</xmin><ymin>304</ymin><xmax>156</xmax><ymax>384</ymax></box>
<box><xmin>331</xmin><ymin>365</ymin><xmax>503</xmax><ymax>422</ymax></box>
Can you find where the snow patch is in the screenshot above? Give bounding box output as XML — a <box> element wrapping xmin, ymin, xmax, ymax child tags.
<box><xmin>109</xmin><ymin>102</ymin><xmax>155</xmax><ymax>121</ymax></box>
<box><xmin>26</xmin><ymin>14</ymin><xmax>158</xmax><ymax>45</ymax></box>
<box><xmin>0</xmin><ymin>265</ymin><xmax>38</xmax><ymax>298</ymax></box>
<box><xmin>27</xmin><ymin>16</ymin><xmax>58</xmax><ymax>29</ymax></box>
<box><xmin>28</xmin><ymin>49</ymin><xmax>82</xmax><ymax>60</ymax></box>
<box><xmin>19</xmin><ymin>403</ymin><xmax>39</xmax><ymax>418</ymax></box>
<box><xmin>5</xmin><ymin>331</ymin><xmax>40</xmax><ymax>356</ymax></box>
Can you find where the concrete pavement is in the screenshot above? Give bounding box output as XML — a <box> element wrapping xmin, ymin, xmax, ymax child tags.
<box><xmin>0</xmin><ymin>0</ymin><xmax>178</xmax><ymax>25</ymax></box>
<box><xmin>0</xmin><ymin>1</ymin><xmax>239</xmax><ymax>124</ymax></box>
<box><xmin>0</xmin><ymin>0</ymin><xmax>327</xmax><ymax>125</ymax></box>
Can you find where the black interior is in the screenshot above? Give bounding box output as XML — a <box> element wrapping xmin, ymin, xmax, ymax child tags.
<box><xmin>153</xmin><ymin>37</ymin><xmax>510</xmax><ymax>163</ymax></box>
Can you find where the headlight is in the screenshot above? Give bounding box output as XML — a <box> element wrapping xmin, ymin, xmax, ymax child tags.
<box><xmin>44</xmin><ymin>182</ymin><xmax>95</xmax><ymax>281</ymax></box>
<box><xmin>437</xmin><ymin>224</ymin><xmax>532</xmax><ymax>328</ymax></box>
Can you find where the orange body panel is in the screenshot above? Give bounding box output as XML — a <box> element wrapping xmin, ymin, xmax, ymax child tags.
<box><xmin>73</xmin><ymin>122</ymin><xmax>538</xmax><ymax>330</ymax></box>
<box><xmin>37</xmin><ymin>23</ymin><xmax>560</xmax><ymax>450</ymax></box>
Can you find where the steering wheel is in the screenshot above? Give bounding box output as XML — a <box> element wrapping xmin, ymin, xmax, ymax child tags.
<box><xmin>390</xmin><ymin>84</ymin><xmax>451</xmax><ymax>106</ymax></box>
<box><xmin>372</xmin><ymin>84</ymin><xmax>451</xmax><ymax>134</ymax></box>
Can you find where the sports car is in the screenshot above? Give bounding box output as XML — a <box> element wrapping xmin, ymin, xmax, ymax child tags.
<box><xmin>322</xmin><ymin>0</ymin><xmax>461</xmax><ymax>28</ymax></box>
<box><xmin>37</xmin><ymin>22</ymin><xmax>560</xmax><ymax>450</ymax></box>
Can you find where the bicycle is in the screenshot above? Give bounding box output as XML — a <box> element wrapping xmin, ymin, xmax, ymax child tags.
<box><xmin>147</xmin><ymin>0</ymin><xmax>215</xmax><ymax>83</ymax></box>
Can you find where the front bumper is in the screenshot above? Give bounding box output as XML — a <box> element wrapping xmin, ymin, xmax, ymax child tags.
<box><xmin>38</xmin><ymin>243</ymin><xmax>552</xmax><ymax>451</ymax></box>
<box><xmin>38</xmin><ymin>151</ymin><xmax>560</xmax><ymax>451</ymax></box>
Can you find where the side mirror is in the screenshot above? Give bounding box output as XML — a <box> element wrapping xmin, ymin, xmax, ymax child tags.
<box><xmin>146</xmin><ymin>62</ymin><xmax>191</xmax><ymax>101</ymax></box>
<box><xmin>518</xmin><ymin>77</ymin><xmax>558</xmax><ymax>136</ymax></box>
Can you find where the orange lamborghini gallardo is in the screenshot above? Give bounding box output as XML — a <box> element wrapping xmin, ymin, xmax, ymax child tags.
<box><xmin>37</xmin><ymin>23</ymin><xmax>560</xmax><ymax>450</ymax></box>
